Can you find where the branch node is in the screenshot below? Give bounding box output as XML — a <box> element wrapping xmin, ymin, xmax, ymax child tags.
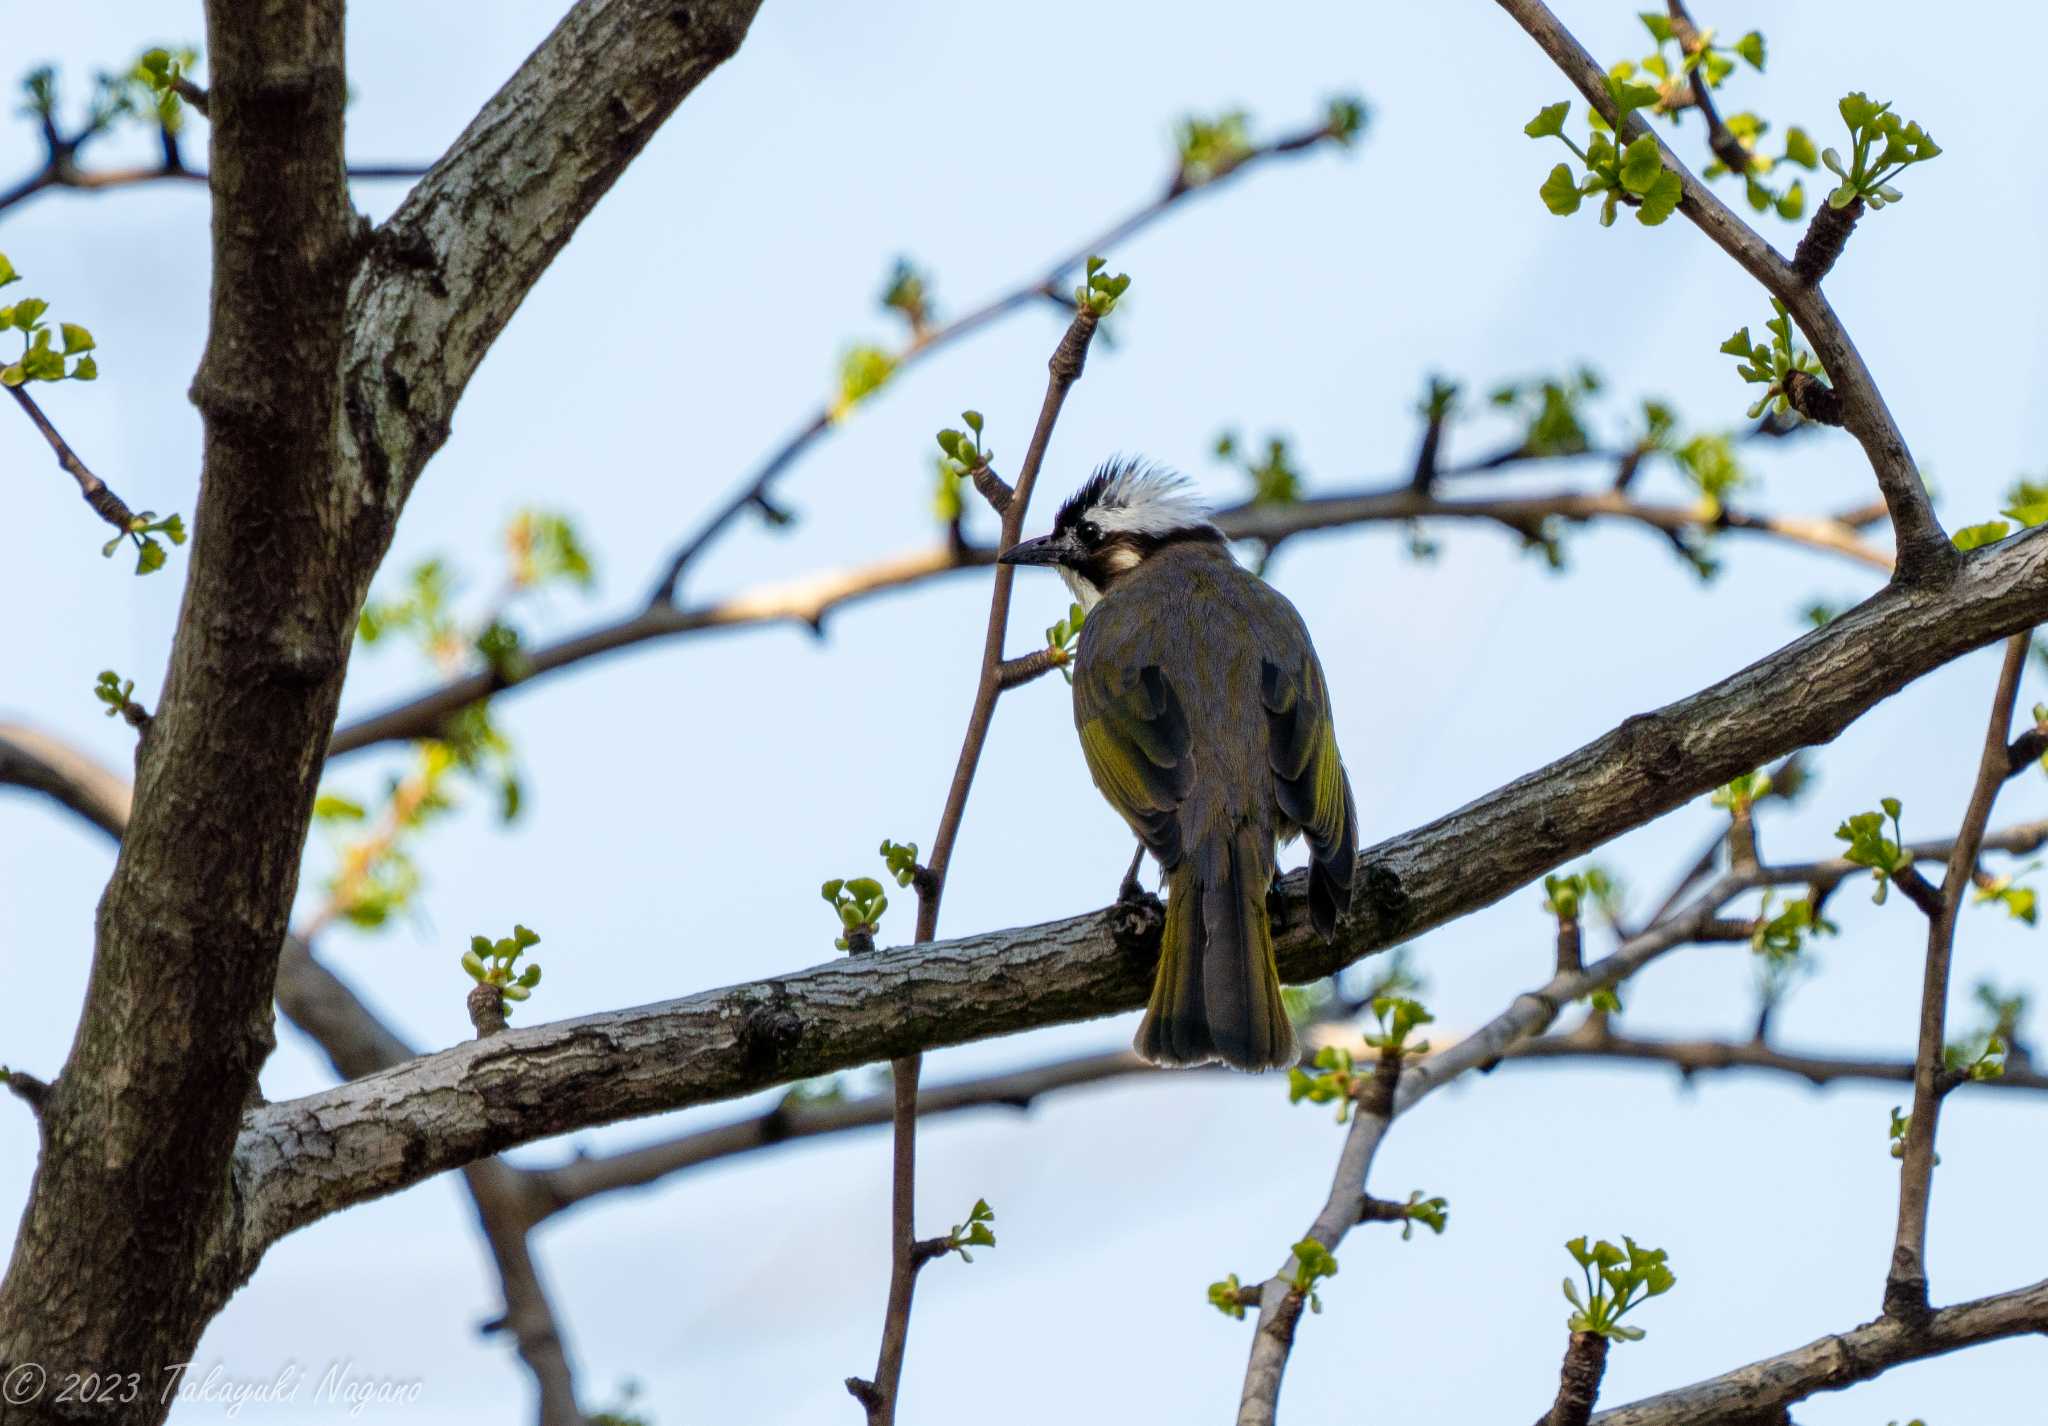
<box><xmin>1357</xmin><ymin>1195</ymin><xmax>1411</xmax><ymax>1225</ymax></box>
<box><xmin>1048</xmin><ymin>310</ymin><xmax>1098</xmax><ymax>384</ymax></box>
<box><xmin>1791</xmin><ymin>197</ymin><xmax>1864</xmax><ymax>287</ymax></box>
<box><xmin>1782</xmin><ymin>371</ymin><xmax>1846</xmax><ymax>429</ymax></box>
<box><xmin>969</xmin><ymin>462</ymin><xmax>1014</xmax><ymax>515</ymax></box>
<box><xmin>1543</xmin><ymin>1329</ymin><xmax>1610</xmax><ymax>1426</ymax></box>
<box><xmin>2</xmin><ymin>1067</ymin><xmax>51</xmax><ymax>1115</ymax></box>
<box><xmin>170</xmin><ymin>76</ymin><xmax>212</xmax><ymax>117</ymax></box>
<box><xmin>1410</xmin><ymin>411</ymin><xmax>1446</xmax><ymax>492</ymax></box>
<box><xmin>467</xmin><ymin>982</ymin><xmax>509</xmax><ymax>1038</ymax></box>
<box><xmin>995</xmin><ymin>647</ymin><xmax>1066</xmax><ymax>690</ymax></box>
<box><xmin>1891</xmin><ymin>863</ymin><xmax>1943</xmax><ymax>919</ymax></box>
<box><xmin>1881</xmin><ymin>1271</ymin><xmax>1931</xmax><ymax>1328</ymax></box>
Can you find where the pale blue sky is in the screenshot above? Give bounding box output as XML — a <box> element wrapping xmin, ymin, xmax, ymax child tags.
<box><xmin>3</xmin><ymin>2</ymin><xmax>2044</xmax><ymax>1422</ymax></box>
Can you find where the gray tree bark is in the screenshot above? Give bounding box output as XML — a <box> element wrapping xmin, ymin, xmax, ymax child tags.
<box><xmin>233</xmin><ymin>523</ymin><xmax>2048</xmax><ymax>1253</ymax></box>
<box><xmin>0</xmin><ymin>2</ymin><xmax>762</xmax><ymax>1421</ymax></box>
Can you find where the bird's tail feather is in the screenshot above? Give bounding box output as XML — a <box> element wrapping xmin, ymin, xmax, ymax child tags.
<box><xmin>1134</xmin><ymin>828</ymin><xmax>1294</xmax><ymax>1072</ymax></box>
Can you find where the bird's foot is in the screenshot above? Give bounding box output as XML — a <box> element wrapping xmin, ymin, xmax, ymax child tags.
<box><xmin>1266</xmin><ymin>873</ymin><xmax>1293</xmax><ymax>934</ymax></box>
<box><xmin>1111</xmin><ymin>882</ymin><xmax>1165</xmax><ymax>955</ymax></box>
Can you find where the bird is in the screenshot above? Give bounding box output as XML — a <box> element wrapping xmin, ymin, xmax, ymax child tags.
<box><xmin>1000</xmin><ymin>458</ymin><xmax>1358</xmax><ymax>1071</ymax></box>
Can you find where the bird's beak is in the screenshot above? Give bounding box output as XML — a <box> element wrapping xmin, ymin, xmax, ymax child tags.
<box><xmin>998</xmin><ymin>533</ymin><xmax>1070</xmax><ymax>568</ymax></box>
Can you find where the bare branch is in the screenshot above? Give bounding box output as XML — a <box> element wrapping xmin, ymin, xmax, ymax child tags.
<box><xmin>526</xmin><ymin>1003</ymin><xmax>2048</xmax><ymax>1220</ymax></box>
<box><xmin>644</xmin><ymin>112</ymin><xmax>1351</xmax><ymax>607</ymax></box>
<box><xmin>332</xmin><ymin>545</ymin><xmax>981</xmax><ymax>756</ymax></box>
<box><xmin>1237</xmin><ymin>874</ymin><xmax>1753</xmax><ymax>1424</ymax></box>
<box><xmin>227</xmin><ymin>523</ymin><xmax>2048</xmax><ymax>1260</ymax></box>
<box><xmin>1886</xmin><ymin>630</ymin><xmax>2030</xmax><ymax>1317</ymax></box>
<box><xmin>1</xmin><ymin>1067</ymin><xmax>50</xmax><ymax>1114</ymax></box>
<box><xmin>0</xmin><ymin>723</ymin><xmax>588</xmax><ymax>1421</ymax></box>
<box><xmin>1491</xmin><ymin>0</ymin><xmax>1956</xmax><ymax>582</ymax></box>
<box><xmin>851</xmin><ymin>307</ymin><xmax>1102</xmax><ymax>1425</ymax></box>
<box><xmin>1588</xmin><ymin>1275</ymin><xmax>2048</xmax><ymax>1425</ymax></box>
<box><xmin>1664</xmin><ymin>3</ymin><xmax>1752</xmax><ymax>177</ymax></box>
<box><xmin>6</xmin><ymin>382</ymin><xmax>139</xmax><ymax>535</ymax></box>
<box><xmin>341</xmin><ymin>0</ymin><xmax>766</xmax><ymax>536</ymax></box>
<box><xmin>0</xmin><ymin>156</ymin><xmax>424</xmax><ymax>222</ymax></box>
<box><xmin>532</xmin><ymin>1052</ymin><xmax>1151</xmax><ymax>1213</ymax></box>
<box><xmin>329</xmin><ymin>460</ymin><xmax>1889</xmax><ymax>762</ymax></box>
<box><xmin>1228</xmin><ymin>484</ymin><xmax>1890</xmax><ymax>573</ymax></box>
<box><xmin>1505</xmin><ymin>1025</ymin><xmax>2048</xmax><ymax>1094</ymax></box>
<box><xmin>995</xmin><ymin>647</ymin><xmax>1069</xmax><ymax>690</ymax></box>
<box><xmin>0</xmin><ymin>721</ymin><xmax>133</xmax><ymax>837</ymax></box>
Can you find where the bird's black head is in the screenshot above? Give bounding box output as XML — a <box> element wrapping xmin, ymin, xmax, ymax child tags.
<box><xmin>999</xmin><ymin>458</ymin><xmax>1223</xmax><ymax>608</ymax></box>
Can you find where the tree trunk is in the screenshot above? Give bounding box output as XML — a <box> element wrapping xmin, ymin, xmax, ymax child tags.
<box><xmin>0</xmin><ymin>4</ymin><xmax>358</xmax><ymax>1417</ymax></box>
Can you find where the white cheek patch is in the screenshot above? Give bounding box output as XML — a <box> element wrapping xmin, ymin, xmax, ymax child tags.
<box><xmin>1059</xmin><ymin>566</ymin><xmax>1105</xmax><ymax>611</ymax></box>
<box><xmin>1103</xmin><ymin>545</ymin><xmax>1144</xmax><ymax>576</ymax></box>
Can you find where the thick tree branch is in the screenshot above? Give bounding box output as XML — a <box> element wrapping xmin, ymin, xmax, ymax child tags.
<box><xmin>0</xmin><ymin>2</ymin><xmax>765</xmax><ymax>1414</ymax></box>
<box><xmin>341</xmin><ymin>0</ymin><xmax>765</xmax><ymax>540</ymax></box>
<box><xmin>1587</xmin><ymin>1275</ymin><xmax>2048</xmax><ymax>1425</ymax></box>
<box><xmin>228</xmin><ymin>525</ymin><xmax>2048</xmax><ymax>1254</ymax></box>
<box><xmin>0</xmin><ymin>722</ymin><xmax>131</xmax><ymax>837</ymax></box>
<box><xmin>1492</xmin><ymin>0</ymin><xmax>1956</xmax><ymax>583</ymax></box>
<box><xmin>11</xmin><ymin>720</ymin><xmax>2042</xmax><ymax>1332</ymax></box>
<box><xmin>0</xmin><ymin>725</ymin><xmax>589</xmax><ymax>1422</ymax></box>
<box><xmin>0</xmin><ymin>0</ymin><xmax>365</xmax><ymax>1400</ymax></box>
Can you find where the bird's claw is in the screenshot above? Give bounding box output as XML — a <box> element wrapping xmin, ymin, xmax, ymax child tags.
<box><xmin>1111</xmin><ymin>883</ymin><xmax>1165</xmax><ymax>954</ymax></box>
<box><xmin>1266</xmin><ymin>874</ymin><xmax>1293</xmax><ymax>934</ymax></box>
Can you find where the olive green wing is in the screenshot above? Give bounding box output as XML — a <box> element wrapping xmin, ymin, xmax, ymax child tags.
<box><xmin>1261</xmin><ymin>653</ymin><xmax>1356</xmax><ymax>938</ymax></box>
<box><xmin>1074</xmin><ymin>661</ymin><xmax>1193</xmax><ymax>871</ymax></box>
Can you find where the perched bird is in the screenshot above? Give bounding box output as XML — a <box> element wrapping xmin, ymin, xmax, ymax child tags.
<box><xmin>1000</xmin><ymin>459</ymin><xmax>1357</xmax><ymax>1070</ymax></box>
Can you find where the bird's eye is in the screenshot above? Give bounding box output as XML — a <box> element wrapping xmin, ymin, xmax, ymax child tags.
<box><xmin>1077</xmin><ymin>520</ymin><xmax>1101</xmax><ymax>547</ymax></box>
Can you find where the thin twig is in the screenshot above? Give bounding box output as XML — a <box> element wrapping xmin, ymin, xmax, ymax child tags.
<box><xmin>7</xmin><ymin>382</ymin><xmax>136</xmax><ymax>533</ymax></box>
<box><xmin>995</xmin><ymin>647</ymin><xmax>1068</xmax><ymax>689</ymax></box>
<box><xmin>849</xmin><ymin>308</ymin><xmax>1101</xmax><ymax>1425</ymax></box>
<box><xmin>1884</xmin><ymin>630</ymin><xmax>2030</xmax><ymax>1319</ymax></box>
<box><xmin>1</xmin><ymin>1068</ymin><xmax>50</xmax><ymax>1114</ymax></box>
<box><xmin>1504</xmin><ymin>1024</ymin><xmax>2048</xmax><ymax>1094</ymax></box>
<box><xmin>645</xmin><ymin>111</ymin><xmax>1350</xmax><ymax>607</ymax></box>
<box><xmin>0</xmin><ymin>95</ymin><xmax>424</xmax><ymax>223</ymax></box>
<box><xmin>516</xmin><ymin>1000</ymin><xmax>2048</xmax><ymax>1223</ymax></box>
<box><xmin>330</xmin><ymin>458</ymin><xmax>1888</xmax><ymax>761</ymax></box>
<box><xmin>1491</xmin><ymin>0</ymin><xmax>1955</xmax><ymax>583</ymax></box>
<box><xmin>1235</xmin><ymin>873</ymin><xmax>1752</xmax><ymax>1424</ymax></box>
<box><xmin>1665</xmin><ymin>3</ymin><xmax>1752</xmax><ymax>176</ymax></box>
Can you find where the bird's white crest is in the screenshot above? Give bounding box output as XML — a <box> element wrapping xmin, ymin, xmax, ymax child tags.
<box><xmin>1075</xmin><ymin>461</ymin><xmax>1216</xmax><ymax>538</ymax></box>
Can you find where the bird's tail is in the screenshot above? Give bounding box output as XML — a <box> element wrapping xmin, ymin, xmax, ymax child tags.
<box><xmin>1134</xmin><ymin>826</ymin><xmax>1294</xmax><ymax>1072</ymax></box>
